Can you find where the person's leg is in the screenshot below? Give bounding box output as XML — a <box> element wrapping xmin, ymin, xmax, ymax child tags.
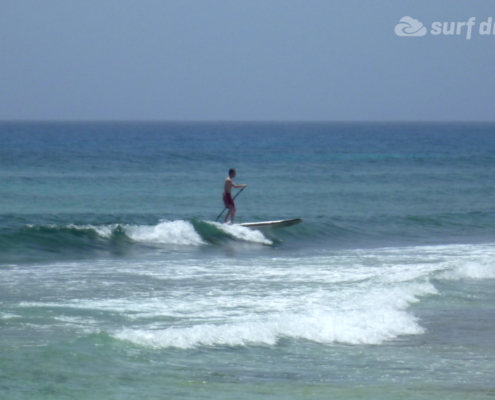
<box><xmin>224</xmin><ymin>208</ymin><xmax>231</xmax><ymax>223</ymax></box>
<box><xmin>224</xmin><ymin>205</ymin><xmax>235</xmax><ymax>224</ymax></box>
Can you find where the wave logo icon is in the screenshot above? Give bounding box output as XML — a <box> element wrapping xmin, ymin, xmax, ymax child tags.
<box><xmin>395</xmin><ymin>16</ymin><xmax>427</xmax><ymax>36</ymax></box>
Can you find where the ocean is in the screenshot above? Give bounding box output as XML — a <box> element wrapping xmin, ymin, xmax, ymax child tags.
<box><xmin>1</xmin><ymin>121</ymin><xmax>494</xmax><ymax>399</ymax></box>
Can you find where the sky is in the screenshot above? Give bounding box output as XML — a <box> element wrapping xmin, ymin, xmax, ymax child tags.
<box><xmin>1</xmin><ymin>0</ymin><xmax>494</xmax><ymax>122</ymax></box>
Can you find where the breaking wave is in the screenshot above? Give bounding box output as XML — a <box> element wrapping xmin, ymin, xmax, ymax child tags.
<box><xmin>0</xmin><ymin>219</ymin><xmax>276</xmax><ymax>258</ymax></box>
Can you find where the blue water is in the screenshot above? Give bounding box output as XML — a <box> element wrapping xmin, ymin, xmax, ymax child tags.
<box><xmin>1</xmin><ymin>122</ymin><xmax>495</xmax><ymax>399</ymax></box>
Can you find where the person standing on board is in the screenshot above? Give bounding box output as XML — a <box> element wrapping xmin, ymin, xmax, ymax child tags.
<box><xmin>223</xmin><ymin>168</ymin><xmax>247</xmax><ymax>224</ymax></box>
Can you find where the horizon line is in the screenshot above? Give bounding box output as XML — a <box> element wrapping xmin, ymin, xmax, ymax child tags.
<box><xmin>1</xmin><ymin>119</ymin><xmax>495</xmax><ymax>124</ymax></box>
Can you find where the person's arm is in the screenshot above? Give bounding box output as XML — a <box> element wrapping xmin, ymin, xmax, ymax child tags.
<box><xmin>232</xmin><ymin>183</ymin><xmax>247</xmax><ymax>189</ymax></box>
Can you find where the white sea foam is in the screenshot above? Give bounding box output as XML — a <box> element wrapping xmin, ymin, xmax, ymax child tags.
<box><xmin>35</xmin><ymin>221</ymin><xmax>205</xmax><ymax>245</ymax></box>
<box><xmin>114</xmin><ymin>304</ymin><xmax>424</xmax><ymax>349</ymax></box>
<box><xmin>453</xmin><ymin>260</ymin><xmax>495</xmax><ymax>279</ymax></box>
<box><xmin>88</xmin><ymin>224</ymin><xmax>114</xmax><ymax>238</ymax></box>
<box><xmin>13</xmin><ymin>242</ymin><xmax>495</xmax><ymax>351</ymax></box>
<box><xmin>112</xmin><ymin>277</ymin><xmax>433</xmax><ymax>349</ymax></box>
<box><xmin>65</xmin><ymin>223</ymin><xmax>116</xmax><ymax>238</ymax></box>
<box><xmin>19</xmin><ymin>297</ymin><xmax>178</xmax><ymax>319</ymax></box>
<box><xmin>28</xmin><ymin>220</ymin><xmax>272</xmax><ymax>246</ymax></box>
<box><xmin>437</xmin><ymin>246</ymin><xmax>495</xmax><ymax>280</ymax></box>
<box><xmin>0</xmin><ymin>312</ymin><xmax>21</xmax><ymax>320</ymax></box>
<box><xmin>26</xmin><ymin>223</ymin><xmax>114</xmax><ymax>238</ymax></box>
<box><xmin>125</xmin><ymin>220</ymin><xmax>205</xmax><ymax>246</ymax></box>
<box><xmin>211</xmin><ymin>222</ymin><xmax>273</xmax><ymax>245</ymax></box>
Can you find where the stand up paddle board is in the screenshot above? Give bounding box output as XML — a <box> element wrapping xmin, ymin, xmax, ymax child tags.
<box><xmin>240</xmin><ymin>218</ymin><xmax>302</xmax><ymax>229</ymax></box>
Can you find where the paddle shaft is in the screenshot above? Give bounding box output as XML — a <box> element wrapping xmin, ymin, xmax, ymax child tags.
<box><xmin>215</xmin><ymin>187</ymin><xmax>245</xmax><ymax>222</ymax></box>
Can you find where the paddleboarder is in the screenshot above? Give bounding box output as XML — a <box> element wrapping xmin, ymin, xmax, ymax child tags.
<box><xmin>223</xmin><ymin>168</ymin><xmax>247</xmax><ymax>224</ymax></box>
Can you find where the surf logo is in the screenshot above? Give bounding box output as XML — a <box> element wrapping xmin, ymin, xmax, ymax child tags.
<box><xmin>396</xmin><ymin>16</ymin><xmax>495</xmax><ymax>39</ymax></box>
<box><xmin>395</xmin><ymin>16</ymin><xmax>427</xmax><ymax>36</ymax></box>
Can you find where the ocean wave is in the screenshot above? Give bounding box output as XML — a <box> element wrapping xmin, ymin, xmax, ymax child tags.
<box><xmin>2</xmin><ymin>210</ymin><xmax>495</xmax><ymax>259</ymax></box>
<box><xmin>125</xmin><ymin>220</ymin><xmax>205</xmax><ymax>246</ymax></box>
<box><xmin>114</xmin><ymin>308</ymin><xmax>423</xmax><ymax>349</ymax></box>
<box><xmin>0</xmin><ymin>219</ymin><xmax>275</xmax><ymax>257</ymax></box>
<box><xmin>111</xmin><ymin>278</ymin><xmax>435</xmax><ymax>349</ymax></box>
<box><xmin>113</xmin><ymin>299</ymin><xmax>426</xmax><ymax>349</ymax></box>
<box><xmin>433</xmin><ymin>243</ymin><xmax>495</xmax><ymax>280</ymax></box>
<box><xmin>10</xmin><ymin>241</ymin><xmax>495</xmax><ymax>351</ymax></box>
<box><xmin>201</xmin><ymin>221</ymin><xmax>273</xmax><ymax>246</ymax></box>
<box><xmin>0</xmin><ymin>223</ymin><xmax>117</xmax><ymax>256</ymax></box>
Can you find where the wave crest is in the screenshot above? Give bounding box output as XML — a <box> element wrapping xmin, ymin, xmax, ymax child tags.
<box><xmin>114</xmin><ymin>306</ymin><xmax>424</xmax><ymax>349</ymax></box>
<box><xmin>125</xmin><ymin>220</ymin><xmax>205</xmax><ymax>246</ymax></box>
<box><xmin>0</xmin><ymin>219</ymin><xmax>275</xmax><ymax>258</ymax></box>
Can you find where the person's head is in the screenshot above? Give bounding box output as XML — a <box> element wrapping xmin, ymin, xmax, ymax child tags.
<box><xmin>229</xmin><ymin>168</ymin><xmax>236</xmax><ymax>178</ymax></box>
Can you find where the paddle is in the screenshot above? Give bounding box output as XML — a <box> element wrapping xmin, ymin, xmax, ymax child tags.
<box><xmin>215</xmin><ymin>187</ymin><xmax>246</xmax><ymax>222</ymax></box>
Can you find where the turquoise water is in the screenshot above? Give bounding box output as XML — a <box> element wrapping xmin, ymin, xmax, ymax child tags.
<box><xmin>1</xmin><ymin>122</ymin><xmax>495</xmax><ymax>399</ymax></box>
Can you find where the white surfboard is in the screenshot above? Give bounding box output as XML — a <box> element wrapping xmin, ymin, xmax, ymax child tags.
<box><xmin>240</xmin><ymin>218</ymin><xmax>302</xmax><ymax>229</ymax></box>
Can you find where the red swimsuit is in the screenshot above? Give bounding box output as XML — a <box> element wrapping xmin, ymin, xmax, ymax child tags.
<box><xmin>223</xmin><ymin>192</ymin><xmax>235</xmax><ymax>208</ymax></box>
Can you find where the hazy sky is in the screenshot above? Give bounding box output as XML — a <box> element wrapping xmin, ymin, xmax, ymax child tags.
<box><xmin>1</xmin><ymin>1</ymin><xmax>494</xmax><ymax>121</ymax></box>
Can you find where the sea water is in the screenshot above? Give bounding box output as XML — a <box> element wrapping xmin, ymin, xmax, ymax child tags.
<box><xmin>0</xmin><ymin>122</ymin><xmax>494</xmax><ymax>399</ymax></box>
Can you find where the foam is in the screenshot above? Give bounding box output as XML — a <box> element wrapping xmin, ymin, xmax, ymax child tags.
<box><xmin>440</xmin><ymin>257</ymin><xmax>495</xmax><ymax>280</ymax></box>
<box><xmin>416</xmin><ymin>243</ymin><xmax>495</xmax><ymax>280</ymax></box>
<box><xmin>19</xmin><ymin>297</ymin><xmax>177</xmax><ymax>319</ymax></box>
<box><xmin>211</xmin><ymin>222</ymin><xmax>273</xmax><ymax>245</ymax></box>
<box><xmin>25</xmin><ymin>223</ymin><xmax>114</xmax><ymax>238</ymax></box>
<box><xmin>15</xmin><ymin>241</ymin><xmax>495</xmax><ymax>351</ymax></box>
<box><xmin>24</xmin><ymin>220</ymin><xmax>272</xmax><ymax>247</ymax></box>
<box><xmin>0</xmin><ymin>313</ymin><xmax>21</xmax><ymax>320</ymax></box>
<box><xmin>24</xmin><ymin>221</ymin><xmax>206</xmax><ymax>246</ymax></box>
<box><xmin>125</xmin><ymin>220</ymin><xmax>205</xmax><ymax>246</ymax></box>
<box><xmin>112</xmin><ymin>279</ymin><xmax>432</xmax><ymax>349</ymax></box>
<box><xmin>87</xmin><ymin>224</ymin><xmax>114</xmax><ymax>238</ymax></box>
<box><xmin>114</xmin><ymin>305</ymin><xmax>424</xmax><ymax>349</ymax></box>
